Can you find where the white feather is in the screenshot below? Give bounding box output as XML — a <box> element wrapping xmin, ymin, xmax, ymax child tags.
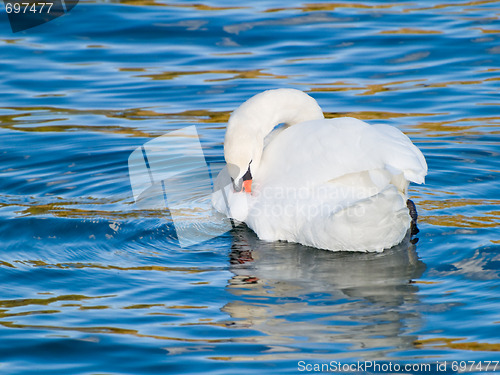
<box><xmin>213</xmin><ymin>89</ymin><xmax>427</xmax><ymax>252</ymax></box>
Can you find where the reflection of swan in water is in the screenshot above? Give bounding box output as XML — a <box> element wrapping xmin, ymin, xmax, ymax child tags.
<box><xmin>222</xmin><ymin>226</ymin><xmax>426</xmax><ymax>359</ymax></box>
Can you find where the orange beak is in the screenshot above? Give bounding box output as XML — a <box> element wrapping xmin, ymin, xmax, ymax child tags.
<box><xmin>242</xmin><ymin>179</ymin><xmax>252</xmax><ymax>193</ymax></box>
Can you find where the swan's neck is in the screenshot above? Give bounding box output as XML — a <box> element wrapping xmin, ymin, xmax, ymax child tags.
<box><xmin>229</xmin><ymin>89</ymin><xmax>324</xmax><ymax>139</ymax></box>
<box><xmin>224</xmin><ymin>89</ymin><xmax>324</xmax><ymax>181</ymax></box>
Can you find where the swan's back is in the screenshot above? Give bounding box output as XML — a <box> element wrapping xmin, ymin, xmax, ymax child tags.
<box><xmin>255</xmin><ymin>117</ymin><xmax>426</xmax><ymax>190</ymax></box>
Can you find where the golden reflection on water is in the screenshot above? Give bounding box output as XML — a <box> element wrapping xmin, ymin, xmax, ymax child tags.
<box><xmin>0</xmin><ymin>38</ymin><xmax>22</xmax><ymax>44</ymax></box>
<box><xmin>0</xmin><ymin>285</ymin><xmax>223</xmax><ymax>344</ymax></box>
<box><xmin>1</xmin><ymin>104</ymin><xmax>450</xmax><ymax>138</ymax></box>
<box><xmin>0</xmin><ymin>294</ymin><xmax>106</xmax><ymax>309</ymax></box>
<box><xmin>421</xmin><ymin>213</ymin><xmax>500</xmax><ymax>228</ymax></box>
<box><xmin>418</xmin><ymin>199</ymin><xmax>500</xmax><ymax>228</ymax></box>
<box><xmin>473</xmin><ymin>27</ymin><xmax>500</xmax><ymax>34</ymax></box>
<box><xmin>265</xmin><ymin>2</ymin><xmax>403</xmax><ymax>13</ymax></box>
<box><xmin>86</xmin><ymin>0</ymin><xmax>500</xmax><ymax>14</ymax></box>
<box><xmin>99</xmin><ymin>0</ymin><xmax>246</xmax><ymax>10</ymax></box>
<box><xmin>262</xmin><ymin>0</ymin><xmax>500</xmax><ymax>15</ymax></box>
<box><xmin>119</xmin><ymin>67</ymin><xmax>147</xmax><ymax>72</ymax></box>
<box><xmin>311</xmin><ymin>74</ymin><xmax>500</xmax><ymax>97</ymax></box>
<box><xmin>420</xmin><ymin>199</ymin><xmax>500</xmax><ymax>210</ymax></box>
<box><xmin>415</xmin><ymin>337</ymin><xmax>500</xmax><ymax>352</ymax></box>
<box><xmin>0</xmin><ymin>309</ymin><xmax>61</xmax><ymax>318</ymax></box>
<box><xmin>405</xmin><ymin>115</ymin><xmax>500</xmax><ymax>137</ymax></box>
<box><xmin>310</xmin><ymin>79</ymin><xmax>427</xmax><ymax>96</ymax></box>
<box><xmin>13</xmin><ymin>203</ymin><xmax>162</xmax><ymax>220</ymax></box>
<box><xmin>415</xmin><ymin>0</ymin><xmax>500</xmax><ymax>11</ymax></box>
<box><xmin>15</xmin><ymin>260</ymin><xmax>211</xmax><ymax>274</ymax></box>
<box><xmin>0</xmin><ymin>260</ymin><xmax>15</xmax><ymax>268</ymax></box>
<box><xmin>137</xmin><ymin>69</ymin><xmax>289</xmax><ymax>82</ymax></box>
<box><xmin>1</xmin><ymin>66</ymin><xmax>498</xmax><ymax>139</ymax></box>
<box><xmin>0</xmin><ymin>291</ymin><xmax>234</xmax><ymax>344</ymax></box>
<box><xmin>0</xmin><ymin>106</ymin><xmax>229</xmax><ymax>137</ymax></box>
<box><xmin>422</xmin><ymin>77</ymin><xmax>500</xmax><ymax>88</ymax></box>
<box><xmin>123</xmin><ymin>303</ymin><xmax>167</xmax><ymax>309</ymax></box>
<box><xmin>79</xmin><ymin>305</ymin><xmax>109</xmax><ymax>310</ymax></box>
<box><xmin>0</xmin><ymin>319</ymin><xmax>230</xmax><ymax>343</ymax></box>
<box><xmin>378</xmin><ymin>28</ymin><xmax>443</xmax><ymax>35</ymax></box>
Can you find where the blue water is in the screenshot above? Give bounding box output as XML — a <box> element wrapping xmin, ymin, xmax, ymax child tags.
<box><xmin>1</xmin><ymin>1</ymin><xmax>500</xmax><ymax>373</ymax></box>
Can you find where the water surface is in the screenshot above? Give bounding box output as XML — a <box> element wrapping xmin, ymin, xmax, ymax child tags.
<box><xmin>0</xmin><ymin>0</ymin><xmax>500</xmax><ymax>373</ymax></box>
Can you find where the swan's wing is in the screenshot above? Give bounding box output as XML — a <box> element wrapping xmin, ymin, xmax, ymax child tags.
<box><xmin>256</xmin><ymin>118</ymin><xmax>426</xmax><ymax>187</ymax></box>
<box><xmin>257</xmin><ymin>118</ymin><xmax>368</xmax><ymax>186</ymax></box>
<box><xmin>371</xmin><ymin>124</ymin><xmax>427</xmax><ymax>184</ymax></box>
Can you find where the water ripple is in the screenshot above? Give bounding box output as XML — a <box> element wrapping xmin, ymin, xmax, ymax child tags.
<box><xmin>0</xmin><ymin>0</ymin><xmax>499</xmax><ymax>372</ymax></box>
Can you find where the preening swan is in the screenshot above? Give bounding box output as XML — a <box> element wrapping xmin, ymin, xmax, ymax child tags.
<box><xmin>212</xmin><ymin>89</ymin><xmax>427</xmax><ymax>252</ymax></box>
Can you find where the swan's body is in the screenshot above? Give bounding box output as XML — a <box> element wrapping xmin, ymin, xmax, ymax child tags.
<box><xmin>212</xmin><ymin>89</ymin><xmax>427</xmax><ymax>252</ymax></box>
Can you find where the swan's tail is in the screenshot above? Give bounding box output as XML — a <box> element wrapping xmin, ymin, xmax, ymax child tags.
<box><xmin>306</xmin><ymin>186</ymin><xmax>411</xmax><ymax>252</ymax></box>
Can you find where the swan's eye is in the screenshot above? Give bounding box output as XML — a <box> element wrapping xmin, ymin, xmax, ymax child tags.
<box><xmin>242</xmin><ymin>165</ymin><xmax>252</xmax><ymax>182</ymax></box>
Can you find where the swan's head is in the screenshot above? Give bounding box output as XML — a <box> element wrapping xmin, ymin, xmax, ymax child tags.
<box><xmin>224</xmin><ymin>88</ymin><xmax>324</xmax><ymax>193</ymax></box>
<box><xmin>224</xmin><ymin>127</ymin><xmax>259</xmax><ymax>193</ymax></box>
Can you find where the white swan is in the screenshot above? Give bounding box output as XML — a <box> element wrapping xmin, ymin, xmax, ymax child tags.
<box><xmin>212</xmin><ymin>89</ymin><xmax>427</xmax><ymax>252</ymax></box>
